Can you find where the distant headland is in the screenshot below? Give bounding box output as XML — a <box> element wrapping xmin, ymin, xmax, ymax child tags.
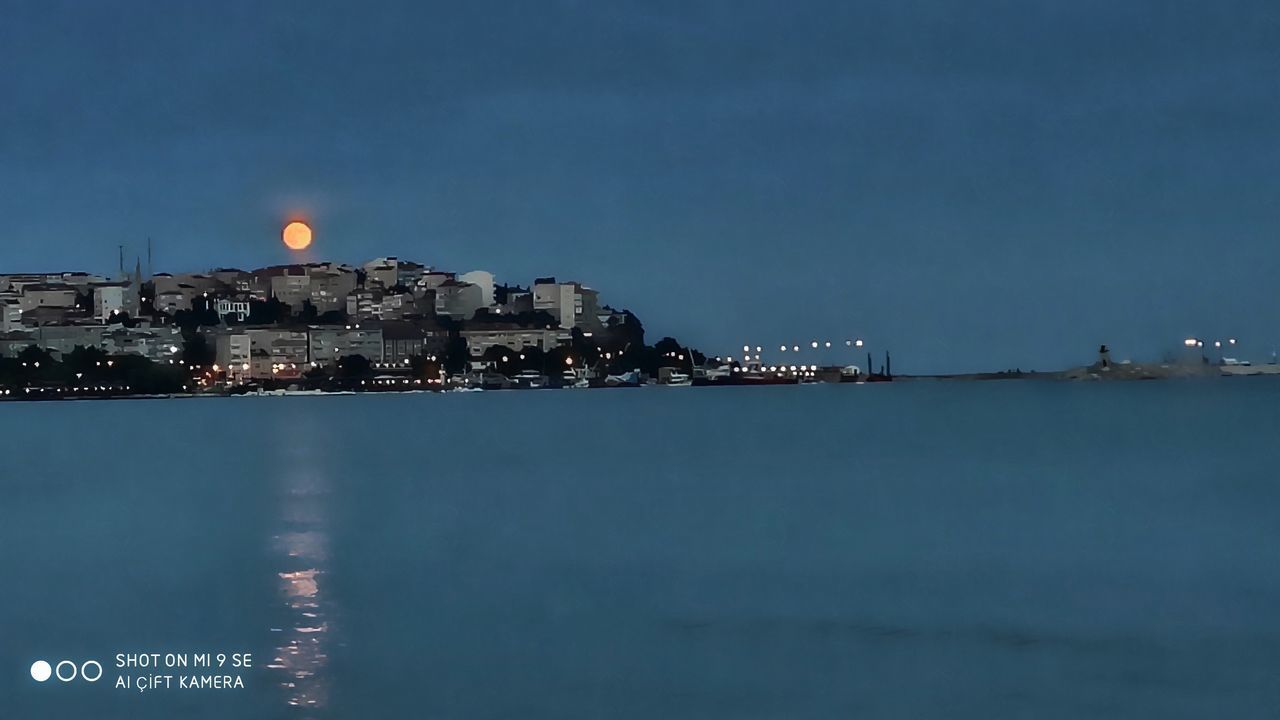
<box><xmin>1</xmin><ymin>255</ymin><xmax>883</xmax><ymax>400</ymax></box>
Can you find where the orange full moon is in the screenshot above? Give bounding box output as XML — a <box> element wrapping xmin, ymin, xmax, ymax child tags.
<box><xmin>282</xmin><ymin>221</ymin><xmax>313</xmax><ymax>251</ymax></box>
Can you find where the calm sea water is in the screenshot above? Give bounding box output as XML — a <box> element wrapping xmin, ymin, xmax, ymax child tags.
<box><xmin>2</xmin><ymin>380</ymin><xmax>1279</xmax><ymax>718</ymax></box>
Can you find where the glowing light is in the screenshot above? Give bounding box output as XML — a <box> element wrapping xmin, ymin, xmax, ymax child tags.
<box><xmin>283</xmin><ymin>221</ymin><xmax>313</xmax><ymax>251</ymax></box>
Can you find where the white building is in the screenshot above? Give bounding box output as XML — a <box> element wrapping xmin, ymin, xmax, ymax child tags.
<box><xmin>363</xmin><ymin>258</ymin><xmax>399</xmax><ymax>289</ymax></box>
<box><xmin>308</xmin><ymin>325</ymin><xmax>384</xmax><ymax>366</ymax></box>
<box><xmin>102</xmin><ymin>326</ymin><xmax>184</xmax><ymax>361</ymax></box>
<box><xmin>434</xmin><ymin>281</ymin><xmax>484</xmax><ymax>319</ymax></box>
<box><xmin>216</xmin><ymin>298</ymin><xmax>251</xmax><ymax>322</ymax></box>
<box><xmin>93</xmin><ymin>282</ymin><xmax>139</xmax><ymax>320</ymax></box>
<box><xmin>215</xmin><ymin>328</ymin><xmax>308</xmax><ymax>381</ymax></box>
<box><xmin>458</xmin><ymin>270</ymin><xmax>495</xmax><ymax>307</ymax></box>
<box><xmin>214</xmin><ymin>332</ymin><xmax>252</xmax><ymax>384</ymax></box>
<box><xmin>0</xmin><ymin>295</ymin><xmax>21</xmax><ymax>331</ymax></box>
<box><xmin>532</xmin><ymin>278</ymin><xmax>600</xmax><ymax>330</ymax></box>
<box><xmin>460</xmin><ymin>326</ymin><xmax>569</xmax><ymax>357</ymax></box>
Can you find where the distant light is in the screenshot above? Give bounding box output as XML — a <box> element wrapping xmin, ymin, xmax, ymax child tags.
<box><xmin>855</xmin><ymin>339</ymin><xmax>864</xmax><ymax>347</ymax></box>
<box><xmin>792</xmin><ymin>345</ymin><xmax>799</xmax><ymax>352</ymax></box>
<box><xmin>824</xmin><ymin>341</ymin><xmax>831</xmax><ymax>348</ymax></box>
<box><xmin>811</xmin><ymin>341</ymin><xmax>818</xmax><ymax>349</ymax></box>
<box><xmin>1183</xmin><ymin>338</ymin><xmax>1198</xmax><ymax>347</ymax></box>
<box><xmin>1229</xmin><ymin>338</ymin><xmax>1237</xmax><ymax>344</ymax></box>
<box><xmin>780</xmin><ymin>345</ymin><xmax>787</xmax><ymax>352</ymax></box>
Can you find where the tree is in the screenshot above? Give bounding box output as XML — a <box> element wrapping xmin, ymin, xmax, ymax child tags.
<box><xmin>13</xmin><ymin>346</ymin><xmax>59</xmax><ymax>383</ymax></box>
<box><xmin>543</xmin><ymin>345</ymin><xmax>576</xmax><ymax>375</ymax></box>
<box><xmin>646</xmin><ymin>337</ymin><xmax>695</xmax><ymax>375</ymax></box>
<box><xmin>247</xmin><ymin>297</ymin><xmax>291</xmax><ymax>325</ymax></box>
<box><xmin>172</xmin><ymin>297</ymin><xmax>221</xmax><ymax>330</ymax></box>
<box><xmin>441</xmin><ymin>335</ymin><xmax>469</xmax><ymax>375</ymax></box>
<box><xmin>64</xmin><ymin>346</ymin><xmax>109</xmax><ymax>379</ymax></box>
<box><xmin>111</xmin><ymin>354</ymin><xmax>187</xmax><ymax>394</ymax></box>
<box><xmin>513</xmin><ymin>346</ymin><xmax>544</xmax><ymax>373</ymax></box>
<box><xmin>481</xmin><ymin>345</ymin><xmax>520</xmax><ymax>375</ymax></box>
<box><xmin>303</xmin><ymin>364</ymin><xmax>330</xmax><ymax>382</ymax></box>
<box><xmin>336</xmin><ymin>354</ymin><xmax>374</xmax><ymax>379</ymax></box>
<box><xmin>182</xmin><ymin>334</ymin><xmax>216</xmax><ymax>368</ymax></box>
<box><xmin>570</xmin><ymin>328</ymin><xmax>601</xmax><ymax>368</ymax></box>
<box><xmin>106</xmin><ymin>311</ymin><xmax>138</xmax><ymax>328</ymax></box>
<box><xmin>409</xmin><ymin>354</ymin><xmax>442</xmax><ymax>383</ymax></box>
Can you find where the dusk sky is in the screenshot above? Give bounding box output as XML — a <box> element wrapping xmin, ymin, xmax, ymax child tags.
<box><xmin>2</xmin><ymin>1</ymin><xmax>1277</xmax><ymax>372</ymax></box>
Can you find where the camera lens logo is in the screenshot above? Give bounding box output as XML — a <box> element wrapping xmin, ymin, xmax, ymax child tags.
<box><xmin>30</xmin><ymin>660</ymin><xmax>102</xmax><ymax>683</ymax></box>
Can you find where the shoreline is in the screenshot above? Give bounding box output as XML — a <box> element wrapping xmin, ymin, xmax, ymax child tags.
<box><xmin>3</xmin><ymin>367</ymin><xmax>1278</xmax><ymax>403</ymax></box>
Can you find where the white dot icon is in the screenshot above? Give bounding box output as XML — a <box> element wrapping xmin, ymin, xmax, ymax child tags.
<box><xmin>31</xmin><ymin>660</ymin><xmax>52</xmax><ymax>682</ymax></box>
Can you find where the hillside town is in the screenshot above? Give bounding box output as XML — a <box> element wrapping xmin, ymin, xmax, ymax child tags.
<box><xmin>0</xmin><ymin>256</ymin><xmax>809</xmax><ymax>398</ymax></box>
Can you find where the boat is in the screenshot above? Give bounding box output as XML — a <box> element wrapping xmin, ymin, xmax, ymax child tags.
<box><xmin>663</xmin><ymin>371</ymin><xmax>692</xmax><ymax>386</ymax></box>
<box><xmin>605</xmin><ymin>370</ymin><xmax>641</xmax><ymax>387</ymax></box>
<box><xmin>511</xmin><ymin>369</ymin><xmax>548</xmax><ymax>389</ymax></box>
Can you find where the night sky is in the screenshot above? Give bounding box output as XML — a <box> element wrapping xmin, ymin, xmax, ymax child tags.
<box><xmin>2</xmin><ymin>1</ymin><xmax>1277</xmax><ymax>372</ymax></box>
